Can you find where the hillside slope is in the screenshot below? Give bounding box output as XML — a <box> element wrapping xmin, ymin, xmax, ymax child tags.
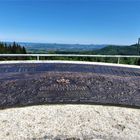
<box><xmin>94</xmin><ymin>44</ymin><xmax>139</xmax><ymax>55</ymax></box>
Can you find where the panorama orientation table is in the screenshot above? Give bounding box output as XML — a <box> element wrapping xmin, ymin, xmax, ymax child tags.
<box><xmin>0</xmin><ymin>61</ymin><xmax>140</xmax><ymax>109</ymax></box>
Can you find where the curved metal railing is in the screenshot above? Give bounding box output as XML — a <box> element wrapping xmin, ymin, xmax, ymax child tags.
<box><xmin>0</xmin><ymin>54</ymin><xmax>140</xmax><ymax>64</ymax></box>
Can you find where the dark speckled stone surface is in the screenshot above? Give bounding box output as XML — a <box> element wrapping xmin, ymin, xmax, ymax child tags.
<box><xmin>0</xmin><ymin>63</ymin><xmax>140</xmax><ymax>109</ymax></box>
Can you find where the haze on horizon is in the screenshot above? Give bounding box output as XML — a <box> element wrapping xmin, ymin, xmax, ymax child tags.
<box><xmin>0</xmin><ymin>0</ymin><xmax>140</xmax><ymax>45</ymax></box>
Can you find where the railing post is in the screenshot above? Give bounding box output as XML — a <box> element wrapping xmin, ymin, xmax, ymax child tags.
<box><xmin>37</xmin><ymin>55</ymin><xmax>39</xmax><ymax>61</ymax></box>
<box><xmin>118</xmin><ymin>57</ymin><xmax>120</xmax><ymax>64</ymax></box>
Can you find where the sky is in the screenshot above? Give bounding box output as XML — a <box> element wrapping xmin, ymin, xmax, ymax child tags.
<box><xmin>0</xmin><ymin>0</ymin><xmax>140</xmax><ymax>45</ymax></box>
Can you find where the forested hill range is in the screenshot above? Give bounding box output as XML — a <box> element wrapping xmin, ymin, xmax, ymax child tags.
<box><xmin>19</xmin><ymin>42</ymin><xmax>106</xmax><ymax>53</ymax></box>
<box><xmin>0</xmin><ymin>42</ymin><xmax>26</xmax><ymax>54</ymax></box>
<box><xmin>16</xmin><ymin>42</ymin><xmax>140</xmax><ymax>55</ymax></box>
<box><xmin>0</xmin><ymin>42</ymin><xmax>140</xmax><ymax>65</ymax></box>
<box><xmin>94</xmin><ymin>44</ymin><xmax>140</xmax><ymax>55</ymax></box>
<box><xmin>1</xmin><ymin>41</ymin><xmax>140</xmax><ymax>55</ymax></box>
<box><xmin>45</xmin><ymin>44</ymin><xmax>140</xmax><ymax>55</ymax></box>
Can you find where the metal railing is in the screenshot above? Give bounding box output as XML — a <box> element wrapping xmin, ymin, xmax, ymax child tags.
<box><xmin>0</xmin><ymin>54</ymin><xmax>140</xmax><ymax>64</ymax></box>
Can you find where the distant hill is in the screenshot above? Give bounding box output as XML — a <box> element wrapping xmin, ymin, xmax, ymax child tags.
<box><xmin>17</xmin><ymin>42</ymin><xmax>106</xmax><ymax>53</ymax></box>
<box><xmin>47</xmin><ymin>44</ymin><xmax>140</xmax><ymax>56</ymax></box>
<box><xmin>4</xmin><ymin>42</ymin><xmax>140</xmax><ymax>55</ymax></box>
<box><xmin>1</xmin><ymin>41</ymin><xmax>140</xmax><ymax>65</ymax></box>
<box><xmin>94</xmin><ymin>44</ymin><xmax>139</xmax><ymax>55</ymax></box>
<box><xmin>19</xmin><ymin>42</ymin><xmax>139</xmax><ymax>55</ymax></box>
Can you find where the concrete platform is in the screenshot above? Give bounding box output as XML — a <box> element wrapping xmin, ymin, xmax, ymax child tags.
<box><xmin>0</xmin><ymin>105</ymin><xmax>140</xmax><ymax>140</ymax></box>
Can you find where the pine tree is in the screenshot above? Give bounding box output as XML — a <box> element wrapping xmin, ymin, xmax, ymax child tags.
<box><xmin>0</xmin><ymin>42</ymin><xmax>27</xmax><ymax>54</ymax></box>
<box><xmin>22</xmin><ymin>47</ymin><xmax>27</xmax><ymax>54</ymax></box>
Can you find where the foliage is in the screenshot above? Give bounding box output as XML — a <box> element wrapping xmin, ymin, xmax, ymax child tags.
<box><xmin>46</xmin><ymin>44</ymin><xmax>140</xmax><ymax>65</ymax></box>
<box><xmin>0</xmin><ymin>42</ymin><xmax>27</xmax><ymax>60</ymax></box>
<box><xmin>0</xmin><ymin>42</ymin><xmax>140</xmax><ymax>65</ymax></box>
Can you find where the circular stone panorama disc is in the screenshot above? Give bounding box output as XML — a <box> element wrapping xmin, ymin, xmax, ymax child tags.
<box><xmin>0</xmin><ymin>62</ymin><xmax>140</xmax><ymax>109</ymax></box>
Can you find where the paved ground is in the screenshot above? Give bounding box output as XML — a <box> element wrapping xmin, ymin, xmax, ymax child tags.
<box><xmin>0</xmin><ymin>63</ymin><xmax>140</xmax><ymax>109</ymax></box>
<box><xmin>0</xmin><ymin>105</ymin><xmax>140</xmax><ymax>140</ymax></box>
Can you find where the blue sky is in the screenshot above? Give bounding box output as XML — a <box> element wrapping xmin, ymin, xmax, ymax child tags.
<box><xmin>0</xmin><ymin>0</ymin><xmax>140</xmax><ymax>45</ymax></box>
